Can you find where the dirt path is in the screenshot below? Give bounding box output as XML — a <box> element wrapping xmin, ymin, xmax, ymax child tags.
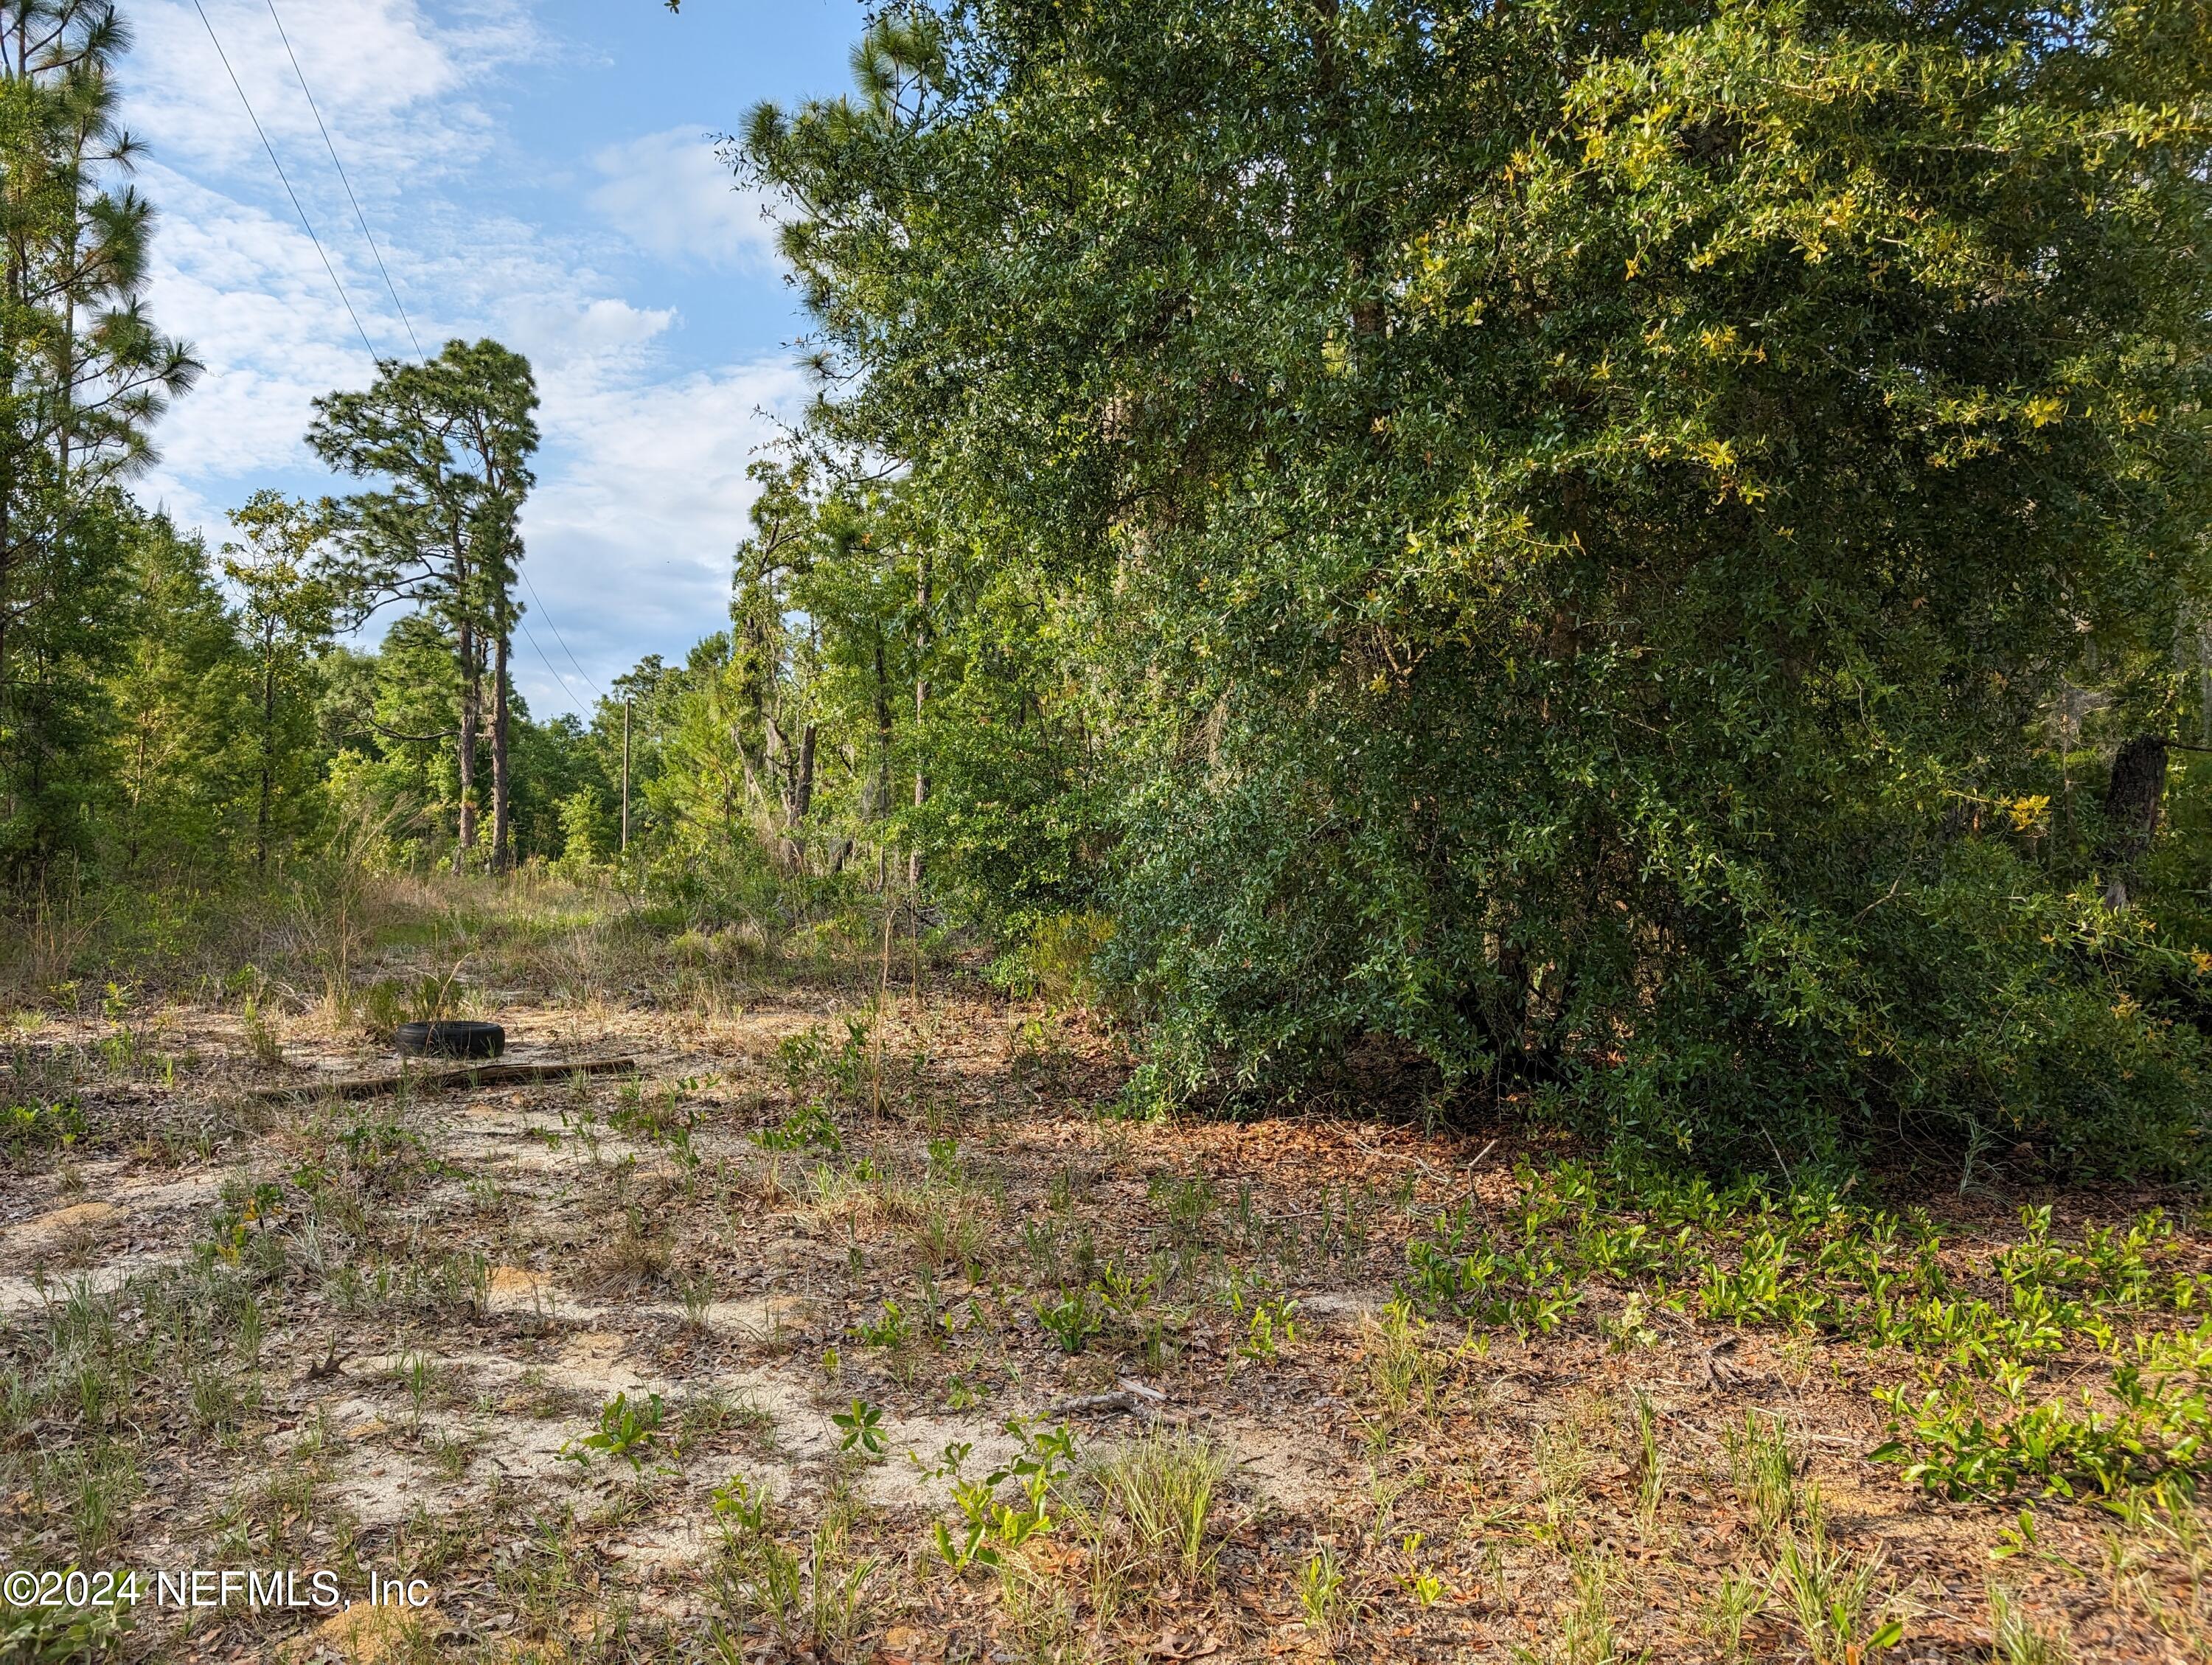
<box><xmin>1</xmin><ymin>968</ymin><xmax>2199</xmax><ymax>1663</ymax></box>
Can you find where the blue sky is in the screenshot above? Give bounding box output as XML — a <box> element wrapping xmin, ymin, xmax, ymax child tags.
<box><xmin>122</xmin><ymin>0</ymin><xmax>862</xmax><ymax>715</ymax></box>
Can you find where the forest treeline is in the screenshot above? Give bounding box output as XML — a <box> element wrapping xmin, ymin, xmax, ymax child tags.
<box><xmin>8</xmin><ymin>0</ymin><xmax>2212</xmax><ymax>1178</ymax></box>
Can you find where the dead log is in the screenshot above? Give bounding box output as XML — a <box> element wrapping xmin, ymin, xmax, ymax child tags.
<box><xmin>249</xmin><ymin>1056</ymin><xmax>638</xmax><ymax>1103</ymax></box>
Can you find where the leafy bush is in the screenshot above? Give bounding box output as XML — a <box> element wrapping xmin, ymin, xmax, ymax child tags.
<box><xmin>745</xmin><ymin>0</ymin><xmax>2212</xmax><ymax>1176</ymax></box>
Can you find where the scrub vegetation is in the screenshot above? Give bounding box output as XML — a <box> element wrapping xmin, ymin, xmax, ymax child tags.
<box><xmin>6</xmin><ymin>0</ymin><xmax>2212</xmax><ymax>1658</ymax></box>
<box><xmin>4</xmin><ymin>879</ymin><xmax>2212</xmax><ymax>1663</ymax></box>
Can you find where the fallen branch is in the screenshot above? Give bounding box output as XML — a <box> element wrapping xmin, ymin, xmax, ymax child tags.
<box><xmin>1701</xmin><ymin>1338</ymin><xmax>1746</xmax><ymax>1391</ymax></box>
<box><xmin>249</xmin><ymin>1056</ymin><xmax>639</xmax><ymax>1102</ymax></box>
<box><xmin>1049</xmin><ymin>1383</ymin><xmax>1166</xmax><ymax>1424</ymax></box>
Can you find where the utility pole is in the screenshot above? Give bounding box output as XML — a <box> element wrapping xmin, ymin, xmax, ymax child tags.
<box><xmin>620</xmin><ymin>696</ymin><xmax>632</xmax><ymax>855</ymax></box>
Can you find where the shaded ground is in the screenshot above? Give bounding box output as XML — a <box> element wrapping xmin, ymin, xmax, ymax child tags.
<box><xmin>1</xmin><ymin>882</ymin><xmax>2206</xmax><ymax>1663</ymax></box>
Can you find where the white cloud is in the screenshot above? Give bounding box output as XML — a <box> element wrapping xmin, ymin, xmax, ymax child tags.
<box><xmin>125</xmin><ymin>0</ymin><xmax>533</xmax><ymax>186</ymax></box>
<box><xmin>117</xmin><ymin>1</ymin><xmax>811</xmax><ymax>716</ymax></box>
<box><xmin>588</xmin><ymin>126</ymin><xmax>782</xmax><ymax>271</ymax></box>
<box><xmin>135</xmin><ymin>164</ymin><xmax>389</xmax><ymax>482</ymax></box>
<box><xmin>502</xmin><ymin>296</ymin><xmax>677</xmax><ymax>369</ymax></box>
<box><xmin>507</xmin><ymin>353</ymin><xmax>813</xmax><ymax>706</ymax></box>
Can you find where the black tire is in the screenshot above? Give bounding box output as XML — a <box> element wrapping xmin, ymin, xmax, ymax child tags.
<box><xmin>394</xmin><ymin>1020</ymin><xmax>505</xmax><ymax>1060</ymax></box>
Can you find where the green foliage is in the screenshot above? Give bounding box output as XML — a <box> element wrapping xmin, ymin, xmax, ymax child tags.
<box><xmin>1</xmin><ymin>1098</ymin><xmax>83</xmax><ymax>1166</ymax></box>
<box><xmin>0</xmin><ymin>1596</ymin><xmax>131</xmax><ymax>1662</ymax></box>
<box><xmin>309</xmin><ymin>338</ymin><xmax>540</xmax><ymax>872</ymax></box>
<box><xmin>1773</xmin><ymin>1500</ymin><xmax>1905</xmax><ymax>1664</ymax></box>
<box><xmin>752</xmin><ymin>1100</ymin><xmax>841</xmax><ymax>1153</ymax></box>
<box><xmin>197</xmin><ymin>1182</ymin><xmax>285</xmax><ymax>1269</ymax></box>
<box><xmin>0</xmin><ymin>0</ymin><xmax>198</xmax><ymax>879</ymax></box>
<box><xmin>561</xmin><ymin>1391</ymin><xmax>666</xmax><ymax>1473</ymax></box>
<box><xmin>831</xmin><ymin>1397</ymin><xmax>885</xmax><ymax>1456</ymax></box>
<box><xmin>1231</xmin><ymin>1285</ymin><xmax>1299</xmax><ymax>1365</ymax></box>
<box><xmin>933</xmin><ymin>1419</ymin><xmax>1077</xmax><ymax>1573</ymax></box>
<box><xmin>220</xmin><ymin>493</ymin><xmax>337</xmax><ymax>868</ymax></box>
<box><xmin>740</xmin><ymin>0</ymin><xmax>2212</xmax><ymax>1173</ymax></box>
<box><xmin>1036</xmin><ymin>1286</ymin><xmax>1102</xmax><ymax>1355</ymax></box>
<box><xmin>1389</xmin><ymin>1158</ymin><xmax>2212</xmax><ymax>1502</ymax></box>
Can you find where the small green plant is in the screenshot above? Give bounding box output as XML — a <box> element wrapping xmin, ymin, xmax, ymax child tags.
<box><xmin>678</xmin><ymin>1271</ymin><xmax>714</xmax><ymax>1329</ymax></box>
<box><xmin>711</xmin><ymin>1474</ymin><xmax>804</xmax><ymax>1642</ymax></box>
<box><xmin>777</xmin><ymin>1018</ymin><xmax>872</xmax><ymax>1106</ymax></box>
<box><xmin>1988</xmin><ymin>1580</ymin><xmax>2073</xmax><ymax>1665</ymax></box>
<box><xmin>1037</xmin><ymin>1286</ymin><xmax>1100</xmax><ymax>1355</ymax></box>
<box><xmin>925</xmin><ymin>1133</ymin><xmax>961</xmax><ymax>1179</ymax></box>
<box><xmin>198</xmin><ymin>1181</ymin><xmax>285</xmax><ymax>1267</ymax></box>
<box><xmin>1298</xmin><ymin>1544</ymin><xmax>1350</xmax><ymax>1641</ymax></box>
<box><xmin>1554</xmin><ymin>1552</ymin><xmax>1624</xmax><ymax>1665</ymax></box>
<box><xmin>1363</xmin><ymin>1299</ymin><xmax>1444</xmax><ymax>1421</ymax></box>
<box><xmin>561</xmin><ymin>1390</ymin><xmax>665</xmax><ymax>1473</ymax></box>
<box><xmin>1773</xmin><ymin>1497</ymin><xmax>1903</xmax><ymax>1665</ymax></box>
<box><xmin>753</xmin><ymin>1100</ymin><xmax>841</xmax><ymax>1153</ymax></box>
<box><xmin>1630</xmin><ymin>1390</ymin><xmax>1666</xmax><ymax>1525</ymax></box>
<box><xmin>1080</xmin><ymin>1431</ymin><xmax>1226</xmax><ymax>1587</ymax></box>
<box><xmin>1401</xmin><ymin>1196</ymin><xmax>1587</xmax><ymax>1335</ymax></box>
<box><xmin>832</xmin><ymin>1397</ymin><xmax>885</xmax><ymax>1456</ymax></box>
<box><xmin>1600</xmin><ymin>1290</ymin><xmax>1660</xmax><ymax>1352</ymax></box>
<box><xmin>2</xmin><ymin>1098</ymin><xmax>85</xmax><ymax>1164</ymax></box>
<box><xmin>1231</xmin><ymin>1283</ymin><xmax>1298</xmax><ymax>1364</ymax></box>
<box><xmin>363</xmin><ymin>964</ymin><xmax>469</xmax><ymax>1035</ymax></box>
<box><xmin>0</xmin><ymin>1602</ymin><xmax>132</xmax><ymax>1661</ymax></box>
<box><xmin>1700</xmin><ymin>1568</ymin><xmax>1767</xmax><ymax>1662</ymax></box>
<box><xmin>933</xmin><ymin>1419</ymin><xmax>1077</xmax><ymax>1573</ymax></box>
<box><xmin>1021</xmin><ymin>1217</ymin><xmax>1063</xmax><ymax>1282</ymax></box>
<box><xmin>240</xmin><ymin>992</ymin><xmax>284</xmax><ymax>1068</ymax></box>
<box><xmin>1726</xmin><ymin>1408</ymin><xmax>1800</xmax><ymax>1540</ymax></box>
<box><xmin>1534</xmin><ymin>1419</ymin><xmax>1591</xmax><ymax>1528</ymax></box>
<box><xmin>1150</xmin><ymin>1172</ymin><xmax>1217</xmax><ymax>1248</ymax></box>
<box><xmin>856</xmin><ymin>1299</ymin><xmax>912</xmax><ymax>1350</ymax></box>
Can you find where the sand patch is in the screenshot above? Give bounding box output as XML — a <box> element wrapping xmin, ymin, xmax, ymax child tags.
<box><xmin>296</xmin><ymin>1596</ymin><xmax>446</xmax><ymax>1663</ymax></box>
<box><xmin>700</xmin><ymin>1293</ymin><xmax>813</xmax><ymax>1341</ymax></box>
<box><xmin>484</xmin><ymin>1264</ymin><xmax>556</xmax><ymax>1315</ymax></box>
<box><xmin>0</xmin><ymin>1249</ymin><xmax>187</xmax><ymax>1313</ymax></box>
<box><xmin>7</xmin><ymin>1200</ymin><xmax>123</xmax><ymax>1242</ymax></box>
<box><xmin>546</xmin><ymin>1329</ymin><xmax>675</xmax><ymax>1399</ymax></box>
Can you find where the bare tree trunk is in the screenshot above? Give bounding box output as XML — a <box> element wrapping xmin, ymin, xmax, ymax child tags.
<box><xmin>909</xmin><ymin>555</ymin><xmax>930</xmax><ymax>888</ymax></box>
<box><xmin>794</xmin><ymin>721</ymin><xmax>816</xmax><ymax>821</ymax></box>
<box><xmin>491</xmin><ymin>628</ymin><xmax>511</xmax><ymax>872</ymax></box>
<box><xmin>2101</xmin><ymin>735</ymin><xmax>2168</xmax><ymax>909</ymax></box>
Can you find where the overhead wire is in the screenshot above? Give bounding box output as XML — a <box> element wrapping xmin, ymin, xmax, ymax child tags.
<box><xmin>212</xmin><ymin>0</ymin><xmax>608</xmax><ymax>717</ymax></box>
<box><xmin>516</xmin><ymin>615</ymin><xmax>597</xmax><ymax>711</ymax></box>
<box><xmin>518</xmin><ymin>567</ymin><xmax>608</xmax><ymax>705</ymax></box>
<box><xmin>190</xmin><ymin>0</ymin><xmax>379</xmax><ymax>361</ymax></box>
<box><xmin>262</xmin><ymin>0</ymin><xmax>425</xmax><ymax>359</ymax></box>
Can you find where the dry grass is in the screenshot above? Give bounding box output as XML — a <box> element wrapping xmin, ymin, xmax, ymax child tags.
<box><xmin>0</xmin><ymin>877</ymin><xmax>2197</xmax><ymax>1662</ymax></box>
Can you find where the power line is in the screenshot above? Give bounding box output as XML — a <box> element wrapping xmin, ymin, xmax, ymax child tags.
<box><xmin>262</xmin><ymin>0</ymin><xmax>425</xmax><ymax>361</ymax></box>
<box><xmin>516</xmin><ymin>615</ymin><xmax>595</xmax><ymax>712</ymax></box>
<box><xmin>206</xmin><ymin>3</ymin><xmax>605</xmax><ymax>724</ymax></box>
<box><xmin>518</xmin><ymin>566</ymin><xmax>607</xmax><ymax>703</ymax></box>
<box><xmin>191</xmin><ymin>0</ymin><xmax>379</xmax><ymax>363</ymax></box>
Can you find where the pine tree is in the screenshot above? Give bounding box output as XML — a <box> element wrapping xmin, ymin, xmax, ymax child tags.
<box><xmin>307</xmin><ymin>341</ymin><xmax>538</xmax><ymax>872</ymax></box>
<box><xmin>0</xmin><ymin>0</ymin><xmax>195</xmax><ymax>869</ymax></box>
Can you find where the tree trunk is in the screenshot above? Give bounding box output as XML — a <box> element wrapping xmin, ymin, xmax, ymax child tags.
<box><xmin>491</xmin><ymin>628</ymin><xmax>511</xmax><ymax>872</ymax></box>
<box><xmin>2101</xmin><ymin>734</ymin><xmax>2168</xmax><ymax>909</ymax></box>
<box><xmin>256</xmin><ymin>650</ymin><xmax>275</xmax><ymax>870</ymax></box>
<box><xmin>794</xmin><ymin>721</ymin><xmax>816</xmax><ymax>821</ymax></box>
<box><xmin>909</xmin><ymin>555</ymin><xmax>930</xmax><ymax>888</ymax></box>
<box><xmin>869</xmin><ymin>639</ymin><xmax>894</xmax><ymax>819</ymax></box>
<box><xmin>455</xmin><ymin>614</ymin><xmax>478</xmax><ymax>872</ymax></box>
